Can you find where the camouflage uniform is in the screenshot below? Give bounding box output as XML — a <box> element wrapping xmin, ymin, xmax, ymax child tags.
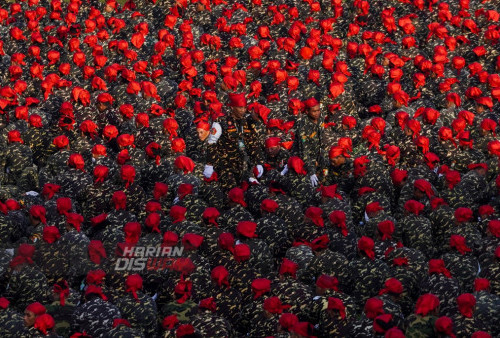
<box><xmin>159</xmin><ymin>300</ymin><xmax>198</xmax><ymax>324</ymax></box>
<box><xmin>5</xmin><ymin>265</ymin><xmax>50</xmax><ymax>311</ymax></box>
<box><xmin>404</xmin><ymin>314</ymin><xmax>438</xmax><ymax>338</ymax></box>
<box><xmin>114</xmin><ymin>292</ymin><xmax>158</xmax><ymax>337</ymax></box>
<box><xmin>0</xmin><ymin>306</ymin><xmax>25</xmax><ymax>337</ymax></box>
<box><xmin>191</xmin><ymin>312</ymin><xmax>235</xmax><ymax>337</ymax></box>
<box><xmin>348</xmin><ymin>256</ymin><xmax>391</xmax><ymax>307</ymax></box>
<box><xmin>2</xmin><ymin>141</ymin><xmax>38</xmax><ymax>192</ymax></box>
<box><xmin>399</xmin><ymin>214</ymin><xmax>435</xmax><ymax>259</ymax></box>
<box><xmin>211</xmin><ymin>114</ymin><xmax>264</xmax><ymax>190</ymax></box>
<box><xmin>46</xmin><ymin>299</ymin><xmax>76</xmax><ymax>337</ymax></box>
<box><xmin>419</xmin><ymin>274</ymin><xmax>461</xmax><ymax>317</ymax></box>
<box><xmin>54</xmin><ymin>168</ymin><xmax>92</xmax><ymax>204</ymax></box>
<box><xmin>293</xmin><ymin>114</ymin><xmax>326</xmax><ymax>176</ymax></box>
<box><xmin>34</xmin><ymin>239</ymin><xmax>69</xmax><ymax>285</ymax></box>
<box><xmin>474</xmin><ymin>290</ymin><xmax>500</xmax><ymax>337</ymax></box>
<box><xmin>72</xmin><ymin>297</ymin><xmax>122</xmax><ymax>337</ymax></box>
<box><xmin>106</xmin><ymin>324</ymin><xmax>146</xmax><ymax>338</ymax></box>
<box><xmin>60</xmin><ymin>229</ymin><xmax>91</xmax><ymax>285</ymax></box>
<box><xmin>450</xmin><ymin>312</ymin><xmax>488</xmax><ymax>337</ymax></box>
<box><xmin>239</xmin><ymin>301</ymin><xmax>278</xmax><ymax>337</ymax></box>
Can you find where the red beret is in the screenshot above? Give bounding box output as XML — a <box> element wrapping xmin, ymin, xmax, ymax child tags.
<box><xmin>279</xmin><ymin>258</ymin><xmax>298</xmax><ymax>278</ymax></box>
<box><xmin>474</xmin><ymin>278</ymin><xmax>490</xmax><ymax>292</ymax></box>
<box><xmin>26</xmin><ymin>302</ymin><xmax>46</xmax><ymax>316</ymax></box>
<box><xmin>287</xmin><ymin>156</ymin><xmax>307</xmax><ymax>175</ymax></box>
<box><xmin>218</xmin><ymin>233</ymin><xmax>234</xmax><ymax>251</ymax></box>
<box><xmin>327</xmin><ymin>297</ymin><xmax>346</xmax><ymax>319</ymax></box>
<box><xmin>377</xmin><ymin>220</ymin><xmax>395</xmax><ymax>240</ymax></box>
<box><xmin>0</xmin><ymin>298</ymin><xmax>9</xmax><ymax>309</ymax></box>
<box><xmin>450</xmin><ymin>235</ymin><xmax>471</xmax><ymax>255</ymax></box>
<box><xmin>174</xmin><ymin>156</ymin><xmax>195</xmax><ymax>174</ymax></box>
<box><xmin>265</xmin><ymin>137</ymin><xmax>281</xmax><ymax>149</ymax></box>
<box><xmin>162</xmin><ymin>232</ymin><xmax>179</xmax><ymax>247</ymax></box>
<box><xmin>170</xmin><ymin>206</ymin><xmax>187</xmax><ymax>224</ymax></box>
<box><xmin>228</xmin><ymin>187</ymin><xmax>246</xmax><ymax>207</ymax></box>
<box><xmin>415</xmin><ymin>294</ymin><xmax>440</xmax><ymax>316</ymax></box>
<box><xmin>319</xmin><ymin>185</ymin><xmax>343</xmax><ymax>200</ymax></box>
<box><xmin>34</xmin><ymin>314</ymin><xmax>55</xmax><ymax>336</ymax></box>
<box><xmin>30</xmin><ymin>205</ymin><xmax>47</xmax><ymax>224</ymax></box>
<box><xmin>488</xmin><ymin>220</ymin><xmax>500</xmax><ymax>237</ymax></box>
<box><xmin>202</xmin><ymin>207</ymin><xmax>220</xmax><ymax>227</ymax></box>
<box><xmin>329</xmin><ymin>210</ymin><xmax>348</xmax><ymax>236</ymax></box>
<box><xmin>42</xmin><ymin>226</ymin><xmax>60</xmax><ymax>244</ymax></box>
<box><xmin>125</xmin><ymin>274</ymin><xmax>143</xmax><ymax>301</ymax></box>
<box><xmin>454</xmin><ymin>207</ymin><xmax>473</xmax><ymax>223</ymax></box>
<box><xmin>233</xmin><ymin>243</ymin><xmax>251</xmax><ymax>262</ymax></box>
<box><xmin>366</xmin><ymin>202</ymin><xmax>383</xmax><ymax>214</ymax></box>
<box><xmin>304</xmin><ymin>97</ymin><xmax>319</xmax><ymax>108</ymax></box>
<box><xmin>260</xmin><ymin>198</ymin><xmax>278</xmax><ymax>213</ymax></box>
<box><xmin>251</xmin><ymin>278</ymin><xmax>271</xmax><ymax>299</ymax></box>
<box><xmin>211</xmin><ymin>266</ymin><xmax>230</xmax><ymax>288</ymax></box>
<box><xmin>316</xmin><ymin>275</ymin><xmax>339</xmax><ymax>291</ymax></box>
<box><xmin>404</xmin><ymin>200</ymin><xmax>425</xmax><ymax>216</ymax></box>
<box><xmin>429</xmin><ymin>259</ymin><xmax>452</xmax><ymax>278</ymax></box>
<box><xmin>456</xmin><ymin>293</ymin><xmax>476</xmax><ymax>318</ymax></box>
<box><xmin>379</xmin><ymin>278</ymin><xmax>403</xmax><ymax>295</ymax></box>
<box><xmin>68</xmin><ymin>154</ymin><xmax>85</xmax><ymax>171</ymax></box>
<box><xmin>468</xmin><ymin>163</ymin><xmax>488</xmax><ymax>172</ymax></box>
<box><xmin>414</xmin><ymin>179</ymin><xmax>434</xmax><ymax>199</ymax></box>
<box><xmin>305</xmin><ymin>206</ymin><xmax>324</xmax><ymax>227</ymax></box>
<box><xmin>182</xmin><ymin>233</ymin><xmax>204</xmax><ymax>251</ymax></box>
<box><xmin>228</xmin><ymin>93</ymin><xmax>247</xmax><ymax>107</ymax></box>
<box><xmin>123</xmin><ymin>222</ymin><xmax>142</xmax><ymax>245</ymax></box>
<box><xmin>112</xmin><ymin>191</ymin><xmax>127</xmax><ymax>210</ymax></box>
<box><xmin>120</xmin><ymin>165</ymin><xmax>136</xmax><ymax>188</ymax></box>
<box><xmin>358</xmin><ymin>236</ymin><xmax>375</xmax><ymax>259</ymax></box>
<box><xmin>329</xmin><ymin>146</ymin><xmax>349</xmax><ymax>159</ymax></box>
<box><xmin>311</xmin><ymin>234</ymin><xmax>329</xmax><ymax>251</ymax></box>
<box><xmin>88</xmin><ymin>241</ymin><xmax>106</xmax><ymax>265</ymax></box>
<box><xmin>364</xmin><ymin>298</ymin><xmax>384</xmax><ymax>319</ymax></box>
<box><xmin>236</xmin><ymin>221</ymin><xmax>258</xmax><ymax>238</ymax></box>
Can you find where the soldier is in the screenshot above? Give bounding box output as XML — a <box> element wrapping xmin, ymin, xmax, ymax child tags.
<box><xmin>107</xmin><ymin>318</ymin><xmax>146</xmax><ymax>337</ymax></box>
<box><xmin>59</xmin><ymin>213</ymin><xmax>91</xmax><ymax>287</ymax></box>
<box><xmin>451</xmin><ymin>293</ymin><xmax>489</xmax><ymax>336</ymax></box>
<box><xmin>349</xmin><ymin>237</ymin><xmax>391</xmax><ymax>307</ymax></box>
<box><xmin>5</xmin><ymin>252</ymin><xmax>50</xmax><ymax>311</ymax></box>
<box><xmin>114</xmin><ymin>274</ymin><xmax>158</xmax><ymax>336</ymax></box>
<box><xmin>53</xmin><ymin>153</ymin><xmax>92</xmax><ymax>204</ymax></box>
<box><xmin>405</xmin><ymin>294</ymin><xmax>440</xmax><ymax>338</ymax></box>
<box><xmin>420</xmin><ymin>259</ymin><xmax>461</xmax><ymax>318</ymax></box>
<box><xmin>72</xmin><ymin>286</ymin><xmax>121</xmax><ymax>337</ymax></box>
<box><xmin>322</xmin><ymin>146</ymin><xmax>354</xmax><ymax>192</ymax></box>
<box><xmin>190</xmin><ymin>298</ymin><xmax>235</xmax><ymax>336</ymax></box>
<box><xmin>209</xmin><ymin>93</ymin><xmax>264</xmax><ymax>190</ymax></box>
<box><xmin>33</xmin><ymin>225</ymin><xmax>68</xmax><ymax>285</ymax></box>
<box><xmin>293</xmin><ymin>97</ymin><xmax>325</xmax><ymax>187</ymax></box>
<box><xmin>2</xmin><ymin>130</ymin><xmax>37</xmax><ymax>192</ymax></box>
<box><xmin>399</xmin><ymin>200</ymin><xmax>435</xmax><ymax>258</ymax></box>
<box><xmin>0</xmin><ymin>298</ymin><xmax>24</xmax><ymax>337</ymax></box>
<box><xmin>45</xmin><ymin>280</ymin><xmax>77</xmax><ymax>337</ymax></box>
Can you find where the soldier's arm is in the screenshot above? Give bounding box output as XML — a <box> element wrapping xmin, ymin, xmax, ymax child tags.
<box><xmin>205</xmin><ymin>144</ymin><xmax>219</xmax><ymax>167</ymax></box>
<box><xmin>3</xmin><ymin>274</ymin><xmax>18</xmax><ymax>303</ymax></box>
<box><xmin>205</xmin><ymin>121</ymin><xmax>224</xmax><ymax>168</ymax></box>
<box><xmin>246</xmin><ymin>122</ymin><xmax>265</xmax><ymax>167</ymax></box>
<box><xmin>0</xmin><ymin>148</ymin><xmax>7</xmax><ymax>182</ymax></box>
<box><xmin>299</xmin><ymin>132</ymin><xmax>316</xmax><ymax>175</ymax></box>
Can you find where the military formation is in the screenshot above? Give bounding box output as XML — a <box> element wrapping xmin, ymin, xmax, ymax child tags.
<box><xmin>0</xmin><ymin>0</ymin><xmax>499</xmax><ymax>336</ymax></box>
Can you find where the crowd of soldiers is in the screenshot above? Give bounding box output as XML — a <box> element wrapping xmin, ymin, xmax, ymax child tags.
<box><xmin>0</xmin><ymin>0</ymin><xmax>499</xmax><ymax>336</ymax></box>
